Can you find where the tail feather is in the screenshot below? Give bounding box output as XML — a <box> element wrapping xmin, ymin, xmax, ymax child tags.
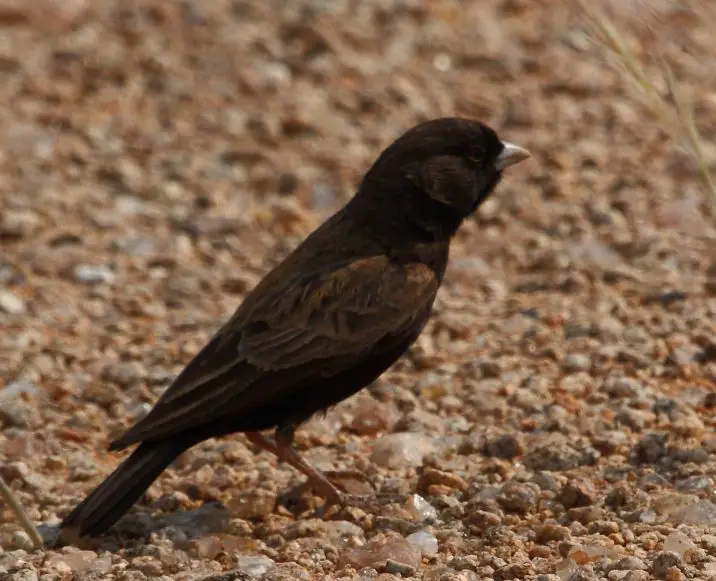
<box><xmin>61</xmin><ymin>440</ymin><xmax>187</xmax><ymax>537</ymax></box>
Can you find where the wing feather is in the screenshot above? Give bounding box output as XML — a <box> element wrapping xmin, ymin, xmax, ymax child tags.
<box><xmin>111</xmin><ymin>255</ymin><xmax>438</xmax><ymax>448</ymax></box>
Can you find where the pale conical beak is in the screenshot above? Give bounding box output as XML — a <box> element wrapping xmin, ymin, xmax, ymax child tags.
<box><xmin>495</xmin><ymin>142</ymin><xmax>531</xmax><ymax>170</ymax></box>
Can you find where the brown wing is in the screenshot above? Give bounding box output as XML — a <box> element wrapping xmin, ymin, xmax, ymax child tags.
<box><xmin>111</xmin><ymin>255</ymin><xmax>438</xmax><ymax>447</ymax></box>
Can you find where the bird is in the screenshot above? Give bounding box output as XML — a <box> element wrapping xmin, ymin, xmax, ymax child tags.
<box><xmin>60</xmin><ymin>117</ymin><xmax>530</xmax><ymax>537</ymax></box>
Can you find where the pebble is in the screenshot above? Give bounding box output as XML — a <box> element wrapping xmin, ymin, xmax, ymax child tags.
<box><xmin>73</xmin><ymin>264</ymin><xmax>115</xmax><ymax>285</ymax></box>
<box><xmin>349</xmin><ymin>397</ymin><xmax>400</xmax><ymax>435</ymax></box>
<box><xmin>419</xmin><ymin>467</ymin><xmax>468</xmax><ymax>492</ymax></box>
<box><xmin>44</xmin><ymin>550</ymin><xmax>99</xmax><ymax>575</ymax></box>
<box><xmin>674</xmin><ymin>499</ymin><xmax>716</xmax><ymax>525</ymax></box>
<box><xmin>404</xmin><ymin>494</ymin><xmax>438</xmax><ymax>522</ymax></box>
<box><xmin>601</xmin><ymin>376</ymin><xmax>642</xmax><ymax>398</ymax></box>
<box><xmin>236</xmin><ymin>555</ymin><xmax>276</xmax><ymax>578</ymax></box>
<box><xmin>263</xmin><ymin>563</ymin><xmax>311</xmax><ymax>580</ymax></box>
<box><xmin>320</xmin><ymin>520</ymin><xmax>365</xmax><ymax>545</ymax></box>
<box><xmin>620</xmin><ymin>572</ymin><xmax>650</xmax><ymax>581</ymax></box>
<box><xmin>384</xmin><ymin>559</ymin><xmax>417</xmax><ymax>576</ymax></box>
<box><xmin>497</xmin><ymin>481</ymin><xmax>539</xmax><ymax>514</ymax></box>
<box><xmin>663</xmin><ymin>531</ymin><xmax>695</xmax><ymax>556</ymax></box>
<box><xmin>9</xmin><ymin>531</ymin><xmax>34</xmax><ymax>551</ymax></box>
<box><xmin>536</xmin><ymin>523</ymin><xmax>571</xmax><ymax>543</ymax></box>
<box><xmin>607</xmin><ymin>557</ymin><xmax>647</xmax><ymax>572</ymax></box>
<box><xmin>4</xmin><ymin>566</ymin><xmax>38</xmax><ymax>581</ymax></box>
<box><xmin>561</xmin><ymin>353</ymin><xmax>591</xmax><ymax>373</ymax></box>
<box><xmin>0</xmin><ymin>291</ymin><xmax>26</xmax><ymax>314</ymax></box>
<box><xmin>0</xmin><ymin>210</ymin><xmax>40</xmax><ymax>239</ymax></box>
<box><xmin>677</xmin><ymin>475</ymin><xmax>713</xmax><ymax>492</ymax></box>
<box><xmin>485</xmin><ymin>433</ymin><xmax>526</xmax><ymax>459</ymax></box>
<box><xmin>524</xmin><ymin>441</ymin><xmax>598</xmax><ymax>471</ymax></box>
<box><xmin>559</xmin><ymin>479</ymin><xmax>597</xmax><ymax>508</ymax></box>
<box><xmin>227</xmin><ymin>489</ymin><xmax>277</xmax><ymax>519</ymax></box>
<box><xmin>371</xmin><ymin>433</ymin><xmax>437</xmax><ymax>469</ymax></box>
<box><xmin>338</xmin><ymin>536</ymin><xmax>422</xmax><ymax>571</ymax></box>
<box><xmin>651</xmin><ymin>552</ymin><xmax>684</xmax><ymax>579</ymax></box>
<box><xmin>0</xmin><ymin>400</ymin><xmax>41</xmax><ymax>429</ymax></box>
<box><xmin>406</xmin><ymin>529</ymin><xmax>439</xmax><ymax>555</ymax></box>
<box><xmin>102</xmin><ymin>361</ymin><xmax>146</xmax><ymax>386</ymax></box>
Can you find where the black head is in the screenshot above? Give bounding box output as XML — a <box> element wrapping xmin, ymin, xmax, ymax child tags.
<box><xmin>357</xmin><ymin>117</ymin><xmax>530</xmax><ymax>239</ymax></box>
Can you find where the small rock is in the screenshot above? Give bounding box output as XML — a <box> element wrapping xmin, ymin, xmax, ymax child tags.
<box><xmin>593</xmin><ymin>430</ymin><xmax>629</xmax><ymax>455</ymax></box>
<box><xmin>652</xmin><ymin>552</ymin><xmax>684</xmax><ymax>579</ymax></box>
<box><xmin>536</xmin><ymin>523</ymin><xmax>571</xmax><ymax>543</ymax></box>
<box><xmin>0</xmin><ymin>210</ymin><xmax>40</xmax><ymax>239</ymax></box>
<box><xmin>623</xmin><ymin>572</ymin><xmax>650</xmax><ymax>581</ymax></box>
<box><xmin>0</xmin><ymin>400</ymin><xmax>41</xmax><ymax>429</ymax></box>
<box><xmin>601</xmin><ymin>376</ymin><xmax>643</xmax><ymax>398</ymax></box>
<box><xmin>102</xmin><ymin>361</ymin><xmax>146</xmax><ymax>387</ymax></box>
<box><xmin>152</xmin><ymin>490</ymin><xmax>192</xmax><ymax>513</ymax></box>
<box><xmin>157</xmin><ymin>502</ymin><xmax>229</xmax><ymax>537</ymax></box>
<box><xmin>559</xmin><ymin>479</ymin><xmax>597</xmax><ymax>508</ymax></box>
<box><xmin>74</xmin><ymin>264</ymin><xmax>115</xmax><ymax>285</ymax></box>
<box><xmin>608</xmin><ymin>557</ymin><xmax>647</xmax><ymax>572</ymax></box>
<box><xmin>383</xmin><ymin>559</ymin><xmax>417</xmax><ymax>576</ymax></box>
<box><xmin>130</xmin><ymin>556</ymin><xmax>163</xmax><ymax>577</ymax></box>
<box><xmin>404</xmin><ymin>494</ymin><xmax>438</xmax><ymax>522</ymax></box>
<box><xmin>565</xmin><ymin>566</ymin><xmax>599</xmax><ymax>581</ymax></box>
<box><xmin>674</xmin><ymin>499</ymin><xmax>716</xmax><ymax>525</ymax></box>
<box><xmin>190</xmin><ymin>534</ymin><xmax>257</xmax><ymax>560</ymax></box>
<box><xmin>562</xmin><ymin>353</ymin><xmax>591</xmax><ymax>373</ymax></box>
<box><xmin>497</xmin><ymin>481</ymin><xmax>539</xmax><ymax>514</ymax></box>
<box><xmin>320</xmin><ymin>520</ymin><xmax>365</xmax><ymax>546</ymax></box>
<box><xmin>371</xmin><ymin>433</ymin><xmax>436</xmax><ymax>469</ymax></box>
<box><xmin>631</xmin><ymin>432</ymin><xmax>668</xmax><ymax>464</ymax></box>
<box><xmin>419</xmin><ymin>467</ymin><xmax>468</xmax><ymax>493</ymax></box>
<box><xmin>0</xmin><ymin>291</ymin><xmax>26</xmax><ymax>315</ymax></box>
<box><xmin>236</xmin><ymin>555</ymin><xmax>276</xmax><ymax>578</ymax></box>
<box><xmin>338</xmin><ymin>535</ymin><xmax>421</xmax><ymax>571</ymax></box>
<box><xmin>615</xmin><ymin>408</ymin><xmax>654</xmax><ymax>431</ymax></box>
<box><xmin>524</xmin><ymin>441</ymin><xmax>598</xmax><ymax>471</ymax></box>
<box><xmin>663</xmin><ymin>531</ymin><xmax>695</xmax><ymax>556</ymax></box>
<box><xmin>406</xmin><ymin>529</ymin><xmax>438</xmax><ymax>555</ymax></box>
<box><xmin>349</xmin><ymin>397</ymin><xmax>400</xmax><ymax>435</ymax></box>
<box><xmin>555</xmin><ymin>558</ymin><xmax>579</xmax><ymax>580</ymax></box>
<box><xmin>459</xmin><ymin>431</ymin><xmax>487</xmax><ymax>454</ymax></box>
<box><xmin>3</xmin><ymin>565</ymin><xmax>38</xmax><ymax>581</ymax></box>
<box><xmin>587</xmin><ymin>520</ymin><xmax>619</xmax><ymax>535</ymax></box>
<box><xmin>676</xmin><ymin>475</ymin><xmax>713</xmax><ymax>493</ymax></box>
<box><xmin>0</xmin><ymin>379</ymin><xmax>38</xmax><ymax>401</ymax></box>
<box><xmin>45</xmin><ymin>550</ymin><xmax>98</xmax><ymax>575</ymax></box>
<box><xmin>227</xmin><ymin>489</ymin><xmax>276</xmax><ymax>519</ymax></box>
<box><xmin>262</xmin><ymin>562</ymin><xmax>311</xmax><ymax>581</ymax></box>
<box><xmin>496</xmin><ymin>561</ymin><xmax>535</xmax><ymax>579</ymax></box>
<box><xmin>485</xmin><ymin>433</ymin><xmax>526</xmax><ymax>459</ymax></box>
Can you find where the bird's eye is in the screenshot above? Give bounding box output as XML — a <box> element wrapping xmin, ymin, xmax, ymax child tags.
<box><xmin>468</xmin><ymin>146</ymin><xmax>485</xmax><ymax>165</ymax></box>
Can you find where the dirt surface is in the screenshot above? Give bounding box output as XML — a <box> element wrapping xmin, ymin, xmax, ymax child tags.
<box><xmin>1</xmin><ymin>1</ymin><xmax>716</xmax><ymax>580</ymax></box>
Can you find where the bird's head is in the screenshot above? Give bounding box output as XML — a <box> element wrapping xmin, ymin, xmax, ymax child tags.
<box><xmin>359</xmin><ymin>117</ymin><xmax>530</xmax><ymax>238</ymax></box>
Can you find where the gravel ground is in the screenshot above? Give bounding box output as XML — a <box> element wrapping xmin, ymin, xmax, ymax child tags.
<box><xmin>1</xmin><ymin>1</ymin><xmax>716</xmax><ymax>580</ymax></box>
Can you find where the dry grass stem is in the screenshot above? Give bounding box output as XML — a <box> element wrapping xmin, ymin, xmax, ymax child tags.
<box><xmin>0</xmin><ymin>473</ymin><xmax>43</xmax><ymax>549</ymax></box>
<box><xmin>575</xmin><ymin>0</ymin><xmax>716</xmax><ymax>202</ymax></box>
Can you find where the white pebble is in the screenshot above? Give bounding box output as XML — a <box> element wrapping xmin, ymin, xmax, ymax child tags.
<box><xmin>406</xmin><ymin>529</ymin><xmax>438</xmax><ymax>555</ymax></box>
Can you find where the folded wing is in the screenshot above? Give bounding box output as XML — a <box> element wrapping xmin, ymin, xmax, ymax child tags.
<box><xmin>110</xmin><ymin>255</ymin><xmax>438</xmax><ymax>448</ymax></box>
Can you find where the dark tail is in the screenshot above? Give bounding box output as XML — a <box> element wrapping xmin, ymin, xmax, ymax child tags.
<box><xmin>61</xmin><ymin>440</ymin><xmax>187</xmax><ymax>537</ymax></box>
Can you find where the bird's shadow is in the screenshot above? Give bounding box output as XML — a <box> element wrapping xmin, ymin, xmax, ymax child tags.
<box><xmin>45</xmin><ymin>501</ymin><xmax>236</xmax><ymax>550</ymax></box>
<box><xmin>45</xmin><ymin>484</ymin><xmax>331</xmax><ymax>550</ymax></box>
